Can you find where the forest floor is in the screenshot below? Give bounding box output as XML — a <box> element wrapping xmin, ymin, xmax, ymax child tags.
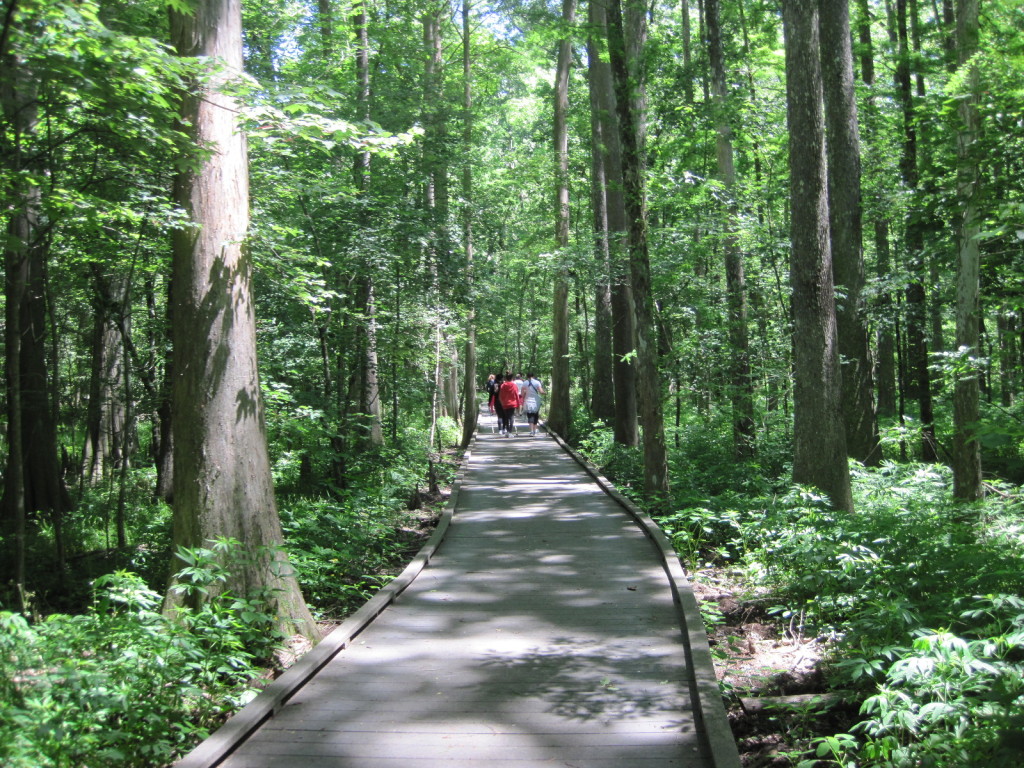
<box><xmin>279</xmin><ymin>500</ymin><xmax>446</xmax><ymax>666</ymax></box>
<box><xmin>691</xmin><ymin>568</ymin><xmax>859</xmax><ymax>767</ymax></box>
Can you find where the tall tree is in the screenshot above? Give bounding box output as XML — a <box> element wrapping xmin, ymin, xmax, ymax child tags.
<box><xmin>164</xmin><ymin>0</ymin><xmax>316</xmax><ymax>639</ymax></box>
<box><xmin>590</xmin><ymin>0</ymin><xmax>637</xmax><ymax>444</ymax></box>
<box><xmin>459</xmin><ymin>0</ymin><xmax>478</xmax><ymax>449</ymax></box>
<box><xmin>1</xmin><ymin>5</ymin><xmax>71</xmax><ymax>592</ymax></box>
<box><xmin>782</xmin><ymin>0</ymin><xmax>853</xmax><ymax>513</ymax></box>
<box><xmin>855</xmin><ymin>0</ymin><xmax>898</xmax><ymax>420</ymax></box>
<box><xmin>607</xmin><ymin>0</ymin><xmax>669</xmax><ymax>500</ymax></box>
<box><xmin>422</xmin><ymin>0</ymin><xmax>451</xmax><ymax>492</ymax></box>
<box><xmin>820</xmin><ymin>0</ymin><xmax>880</xmax><ymax>466</ymax></box>
<box><xmin>547</xmin><ymin>0</ymin><xmax>576</xmax><ymax>437</ymax></box>
<box><xmin>1</xmin><ymin>21</ymin><xmax>35</xmax><ymax>604</ymax></box>
<box><xmin>894</xmin><ymin>0</ymin><xmax>938</xmax><ymax>461</ymax></box>
<box><xmin>707</xmin><ymin>0</ymin><xmax>754</xmax><ymax>458</ymax></box>
<box><xmin>351</xmin><ymin>0</ymin><xmax>383</xmax><ymax>449</ymax></box>
<box><xmin>587</xmin><ymin>0</ymin><xmax>615</xmax><ymax>426</ymax></box>
<box><xmin>951</xmin><ymin>0</ymin><xmax>981</xmax><ymax>500</ymax></box>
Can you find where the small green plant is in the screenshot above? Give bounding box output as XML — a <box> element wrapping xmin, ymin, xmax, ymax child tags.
<box><xmin>279</xmin><ymin>496</ymin><xmax>415</xmax><ymax>615</ymax></box>
<box><xmin>797</xmin><ymin>733</ymin><xmax>858</xmax><ymax>768</ymax></box>
<box><xmin>660</xmin><ymin>506</ymin><xmax>745</xmax><ymax>568</ymax></box>
<box><xmin>168</xmin><ymin>538</ymin><xmax>286</xmax><ymax>663</ymax></box>
<box><xmin>0</xmin><ymin>542</ymin><xmax>292</xmax><ymax>768</ymax></box>
<box><xmin>699</xmin><ymin>599</ymin><xmax>727</xmax><ymax>634</ymax></box>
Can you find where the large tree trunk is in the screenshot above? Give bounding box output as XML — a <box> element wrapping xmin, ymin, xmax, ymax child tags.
<box><xmin>587</xmin><ymin>0</ymin><xmax>615</xmax><ymax>426</ymax></box>
<box><xmin>782</xmin><ymin>0</ymin><xmax>853</xmax><ymax>513</ymax></box>
<box><xmin>894</xmin><ymin>0</ymin><xmax>937</xmax><ymax>461</ymax></box>
<box><xmin>1</xmin><ymin>37</ymin><xmax>70</xmax><ymax>587</ymax></box>
<box><xmin>459</xmin><ymin>0</ymin><xmax>478</xmax><ymax>449</ymax></box>
<box><xmin>707</xmin><ymin>0</ymin><xmax>754</xmax><ymax>458</ymax></box>
<box><xmin>1</xmin><ymin>43</ymin><xmax>34</xmax><ymax>602</ymax></box>
<box><xmin>547</xmin><ymin>0</ymin><xmax>576</xmax><ymax>438</ymax></box>
<box><xmin>607</xmin><ymin>0</ymin><xmax>669</xmax><ymax>501</ymax></box>
<box><xmin>351</xmin><ymin>0</ymin><xmax>383</xmax><ymax>449</ymax></box>
<box><xmin>165</xmin><ymin>0</ymin><xmax>316</xmax><ymax>639</ymax></box>
<box><xmin>951</xmin><ymin>0</ymin><xmax>981</xmax><ymax>500</ymax></box>
<box><xmin>855</xmin><ymin>0</ymin><xmax>897</xmax><ymax>419</ymax></box>
<box><xmin>820</xmin><ymin>0</ymin><xmax>880</xmax><ymax>466</ymax></box>
<box><xmin>592</xmin><ymin>0</ymin><xmax>638</xmax><ymax>446</ymax></box>
<box><xmin>346</xmin><ymin>0</ymin><xmax>385</xmax><ymax>450</ymax></box>
<box><xmin>422</xmin><ymin>4</ymin><xmax>449</xmax><ymax>489</ymax></box>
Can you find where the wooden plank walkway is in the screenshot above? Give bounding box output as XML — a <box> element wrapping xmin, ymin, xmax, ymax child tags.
<box><xmin>178</xmin><ymin>416</ymin><xmax>740</xmax><ymax>768</ymax></box>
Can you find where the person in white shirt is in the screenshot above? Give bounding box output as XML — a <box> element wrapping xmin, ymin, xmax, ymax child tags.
<box><xmin>521</xmin><ymin>373</ymin><xmax>545</xmax><ymax>437</ymax></box>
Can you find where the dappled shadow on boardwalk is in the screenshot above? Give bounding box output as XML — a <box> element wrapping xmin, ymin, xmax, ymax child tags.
<box><xmin>219</xmin><ymin>427</ymin><xmax>711</xmax><ymax>768</ymax></box>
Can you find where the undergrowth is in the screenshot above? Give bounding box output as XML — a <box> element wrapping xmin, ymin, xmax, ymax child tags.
<box><xmin>0</xmin><ymin>542</ymin><xmax>280</xmax><ymax>768</ymax></box>
<box><xmin>578</xmin><ymin>421</ymin><xmax>1024</xmax><ymax>767</ymax></box>
<box><xmin>1</xmin><ymin>429</ymin><xmax>457</xmax><ymax>767</ymax></box>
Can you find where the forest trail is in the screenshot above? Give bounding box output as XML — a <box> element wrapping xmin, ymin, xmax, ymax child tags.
<box><xmin>178</xmin><ymin>413</ymin><xmax>739</xmax><ymax>768</ymax></box>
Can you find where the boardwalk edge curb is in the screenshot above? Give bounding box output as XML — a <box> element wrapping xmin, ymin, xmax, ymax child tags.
<box><xmin>546</xmin><ymin>427</ymin><xmax>742</xmax><ymax>768</ymax></box>
<box><xmin>175</xmin><ymin>435</ymin><xmax>477</xmax><ymax>768</ymax></box>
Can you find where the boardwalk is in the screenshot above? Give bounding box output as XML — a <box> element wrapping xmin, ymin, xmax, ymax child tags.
<box><xmin>178</xmin><ymin>418</ymin><xmax>740</xmax><ymax>768</ymax></box>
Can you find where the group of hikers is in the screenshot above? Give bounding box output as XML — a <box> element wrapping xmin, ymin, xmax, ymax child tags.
<box><xmin>485</xmin><ymin>372</ymin><xmax>545</xmax><ymax>437</ymax></box>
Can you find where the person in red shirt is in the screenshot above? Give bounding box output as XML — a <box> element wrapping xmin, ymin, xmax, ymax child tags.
<box><xmin>497</xmin><ymin>373</ymin><xmax>521</xmax><ymax>437</ymax></box>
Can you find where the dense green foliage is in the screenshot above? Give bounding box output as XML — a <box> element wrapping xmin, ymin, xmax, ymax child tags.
<box><xmin>3</xmin><ymin>0</ymin><xmax>1024</xmax><ymax>764</ymax></box>
<box><xmin>0</xmin><ymin>546</ymin><xmax>280</xmax><ymax>768</ymax></box>
<box><xmin>580</xmin><ymin>422</ymin><xmax>1024</xmax><ymax>767</ymax></box>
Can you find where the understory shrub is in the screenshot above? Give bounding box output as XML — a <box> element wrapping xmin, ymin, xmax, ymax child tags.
<box><xmin>0</xmin><ymin>542</ymin><xmax>286</xmax><ymax>768</ymax></box>
<box><xmin>576</xmin><ymin>423</ymin><xmax>644</xmax><ymax>497</ymax></box>
<box><xmin>720</xmin><ymin>462</ymin><xmax>1024</xmax><ymax>767</ymax></box>
<box><xmin>279</xmin><ymin>496</ymin><xmax>407</xmax><ymax>615</ymax></box>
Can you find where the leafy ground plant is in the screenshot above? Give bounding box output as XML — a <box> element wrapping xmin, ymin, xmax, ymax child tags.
<box><xmin>0</xmin><ymin>544</ymin><xmax>284</xmax><ymax>768</ymax></box>
<box><xmin>643</xmin><ymin>447</ymin><xmax>1024</xmax><ymax>768</ymax></box>
<box><xmin>733</xmin><ymin>464</ymin><xmax>1024</xmax><ymax>766</ymax></box>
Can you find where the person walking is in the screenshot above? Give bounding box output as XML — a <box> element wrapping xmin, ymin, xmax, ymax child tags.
<box><xmin>514</xmin><ymin>373</ymin><xmax>526</xmax><ymax>418</ymax></box>
<box><xmin>497</xmin><ymin>373</ymin><xmax>521</xmax><ymax>436</ymax></box>
<box><xmin>492</xmin><ymin>374</ymin><xmax>507</xmax><ymax>435</ymax></box>
<box><xmin>521</xmin><ymin>372</ymin><xmax>545</xmax><ymax>436</ymax></box>
<box><xmin>485</xmin><ymin>373</ymin><xmax>498</xmax><ymax>415</ymax></box>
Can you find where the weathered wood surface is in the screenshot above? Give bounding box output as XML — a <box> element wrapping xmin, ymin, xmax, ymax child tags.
<box><xmin>210</xmin><ymin>420</ymin><xmax>723</xmax><ymax>767</ymax></box>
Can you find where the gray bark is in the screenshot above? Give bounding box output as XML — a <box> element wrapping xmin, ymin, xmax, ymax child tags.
<box><xmin>608</xmin><ymin>0</ymin><xmax>669</xmax><ymax>501</ymax></box>
<box><xmin>707</xmin><ymin>0</ymin><xmax>755</xmax><ymax>458</ymax></box>
<box><xmin>783</xmin><ymin>0</ymin><xmax>853</xmax><ymax>512</ymax></box>
<box><xmin>820</xmin><ymin>0</ymin><xmax>881</xmax><ymax>466</ymax></box>
<box><xmin>165</xmin><ymin>0</ymin><xmax>316</xmax><ymax>639</ymax></box>
<box><xmin>951</xmin><ymin>0</ymin><xmax>981</xmax><ymax>500</ymax></box>
<box><xmin>587</xmin><ymin>0</ymin><xmax>615</xmax><ymax>425</ymax></box>
<box><xmin>548</xmin><ymin>0</ymin><xmax>576</xmax><ymax>438</ymax></box>
<box><xmin>460</xmin><ymin>0</ymin><xmax>478</xmax><ymax>449</ymax></box>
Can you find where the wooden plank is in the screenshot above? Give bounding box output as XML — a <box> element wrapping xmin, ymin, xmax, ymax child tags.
<box><xmin>221</xmin><ymin>757</ymin><xmax>705</xmax><ymax>768</ymax></box>
<box><xmin>253</xmin><ymin>714</ymin><xmax>690</xmax><ymax>734</ymax></box>
<box><xmin>182</xmin><ymin>423</ymin><xmax>736</xmax><ymax>768</ymax></box>
<box><xmin>229</xmin><ymin>742</ymin><xmax>692</xmax><ymax>760</ymax></box>
<box><xmin>246</xmin><ymin>730</ymin><xmax>694</xmax><ymax>748</ymax></box>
